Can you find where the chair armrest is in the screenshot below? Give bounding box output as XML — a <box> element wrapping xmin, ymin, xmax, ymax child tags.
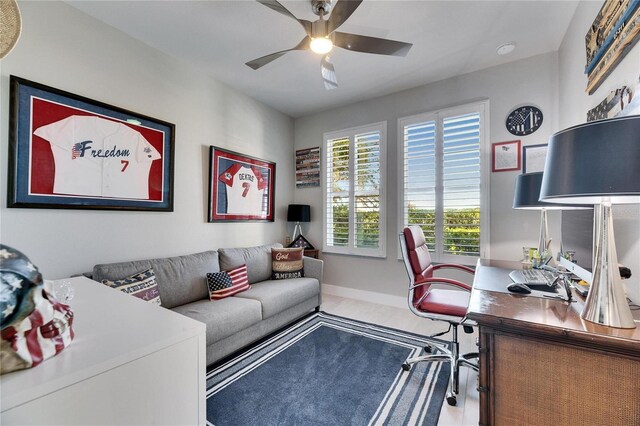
<box><xmin>432</xmin><ymin>263</ymin><xmax>475</xmax><ymax>275</ymax></box>
<box><xmin>410</xmin><ymin>277</ymin><xmax>471</xmax><ymax>292</ymax></box>
<box><xmin>303</xmin><ymin>256</ymin><xmax>323</xmax><ymax>285</ymax></box>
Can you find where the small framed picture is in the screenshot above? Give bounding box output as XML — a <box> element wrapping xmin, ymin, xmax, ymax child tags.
<box><xmin>492</xmin><ymin>140</ymin><xmax>521</xmax><ymax>172</ymax></box>
<box><xmin>208</xmin><ymin>146</ymin><xmax>275</xmax><ymax>222</ymax></box>
<box><xmin>523</xmin><ymin>144</ymin><xmax>548</xmax><ymax>173</ymax></box>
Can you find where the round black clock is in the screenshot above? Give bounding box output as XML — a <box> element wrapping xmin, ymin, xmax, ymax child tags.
<box><xmin>506</xmin><ymin>105</ymin><xmax>543</xmax><ymax>136</ymax></box>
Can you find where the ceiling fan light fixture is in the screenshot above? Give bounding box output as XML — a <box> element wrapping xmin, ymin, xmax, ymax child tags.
<box><xmin>310</xmin><ymin>37</ymin><xmax>333</xmax><ymax>54</ymax></box>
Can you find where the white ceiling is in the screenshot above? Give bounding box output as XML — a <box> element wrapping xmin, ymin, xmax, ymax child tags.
<box><xmin>67</xmin><ymin>0</ymin><xmax>579</xmax><ymax>118</ymax></box>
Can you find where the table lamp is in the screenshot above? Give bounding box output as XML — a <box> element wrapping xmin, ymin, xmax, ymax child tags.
<box><xmin>539</xmin><ymin>115</ymin><xmax>640</xmax><ymax>329</ymax></box>
<box><xmin>287</xmin><ymin>204</ymin><xmax>311</xmax><ymax>242</ymax></box>
<box><xmin>513</xmin><ymin>172</ymin><xmax>591</xmax><ymax>262</ymax></box>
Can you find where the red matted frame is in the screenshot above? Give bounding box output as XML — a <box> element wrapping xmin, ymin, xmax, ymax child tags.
<box><xmin>208</xmin><ymin>146</ymin><xmax>275</xmax><ymax>222</ymax></box>
<box><xmin>7</xmin><ymin>76</ymin><xmax>174</xmax><ymax>211</ymax></box>
<box><xmin>491</xmin><ymin>140</ymin><xmax>521</xmax><ymax>172</ymax></box>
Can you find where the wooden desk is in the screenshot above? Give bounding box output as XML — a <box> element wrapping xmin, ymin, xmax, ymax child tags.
<box><xmin>467</xmin><ymin>259</ymin><xmax>640</xmax><ymax>426</ymax></box>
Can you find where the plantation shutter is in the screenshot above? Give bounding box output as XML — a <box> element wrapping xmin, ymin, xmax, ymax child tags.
<box><xmin>354</xmin><ymin>131</ymin><xmax>381</xmax><ymax>249</ymax></box>
<box><xmin>402</xmin><ymin>120</ymin><xmax>437</xmax><ymax>248</ymax></box>
<box><xmin>325</xmin><ymin>137</ymin><xmax>350</xmax><ymax>248</ymax></box>
<box><xmin>400</xmin><ymin>103</ymin><xmax>485</xmax><ymax>263</ymax></box>
<box><xmin>324</xmin><ymin>122</ymin><xmax>386</xmax><ymax>257</ymax></box>
<box><xmin>442</xmin><ymin>113</ymin><xmax>481</xmax><ymax>256</ymax></box>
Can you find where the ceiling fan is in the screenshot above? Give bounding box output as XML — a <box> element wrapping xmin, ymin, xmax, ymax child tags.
<box><xmin>245</xmin><ymin>0</ymin><xmax>413</xmax><ymax>90</ymax></box>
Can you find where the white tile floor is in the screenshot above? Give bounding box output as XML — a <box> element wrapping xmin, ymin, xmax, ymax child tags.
<box><xmin>320</xmin><ymin>293</ymin><xmax>480</xmax><ymax>426</ymax></box>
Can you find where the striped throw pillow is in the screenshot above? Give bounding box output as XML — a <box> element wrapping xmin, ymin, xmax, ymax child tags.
<box><xmin>271</xmin><ymin>247</ymin><xmax>304</xmax><ymax>280</ymax></box>
<box><xmin>102</xmin><ymin>268</ymin><xmax>162</xmax><ymax>305</ymax></box>
<box><xmin>206</xmin><ymin>264</ymin><xmax>250</xmax><ymax>300</ymax></box>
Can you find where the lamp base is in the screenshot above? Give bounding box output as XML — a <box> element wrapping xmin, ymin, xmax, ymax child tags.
<box><xmin>581</xmin><ymin>203</ymin><xmax>636</xmax><ymax>329</ymax></box>
<box><xmin>291</xmin><ymin>222</ymin><xmax>302</xmax><ymax>242</ymax></box>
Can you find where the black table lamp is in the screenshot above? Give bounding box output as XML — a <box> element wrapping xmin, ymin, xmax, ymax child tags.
<box><xmin>513</xmin><ymin>172</ymin><xmax>591</xmax><ymax>260</ymax></box>
<box><xmin>540</xmin><ymin>115</ymin><xmax>640</xmax><ymax>329</ymax></box>
<box><xmin>287</xmin><ymin>204</ymin><xmax>311</xmax><ymax>242</ymax></box>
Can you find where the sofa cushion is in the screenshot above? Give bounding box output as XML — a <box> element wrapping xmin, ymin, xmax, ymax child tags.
<box><xmin>206</xmin><ymin>265</ymin><xmax>250</xmax><ymax>300</ymax></box>
<box><xmin>101</xmin><ymin>268</ymin><xmax>162</xmax><ymax>306</ymax></box>
<box><xmin>219</xmin><ymin>244</ymin><xmax>282</xmax><ymax>284</ymax></box>
<box><xmin>172</xmin><ymin>297</ymin><xmax>262</xmax><ymax>345</ymax></box>
<box><xmin>93</xmin><ymin>250</ymin><xmax>219</xmax><ymax>309</ymax></box>
<box><xmin>271</xmin><ymin>247</ymin><xmax>304</xmax><ymax>280</ymax></box>
<box><xmin>234</xmin><ymin>277</ymin><xmax>320</xmax><ymax>319</ymax></box>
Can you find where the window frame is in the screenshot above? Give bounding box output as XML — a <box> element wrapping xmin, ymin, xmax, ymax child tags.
<box><xmin>397</xmin><ymin>101</ymin><xmax>490</xmax><ymax>265</ymax></box>
<box><xmin>323</xmin><ymin>121</ymin><xmax>387</xmax><ymax>258</ymax></box>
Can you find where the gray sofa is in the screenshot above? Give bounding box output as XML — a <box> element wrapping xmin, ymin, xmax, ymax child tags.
<box><xmin>91</xmin><ymin>243</ymin><xmax>322</xmax><ymax>366</ymax></box>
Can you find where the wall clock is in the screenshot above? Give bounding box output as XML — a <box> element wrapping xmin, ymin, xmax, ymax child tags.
<box><xmin>506</xmin><ymin>105</ymin><xmax>543</xmax><ymax>136</ymax></box>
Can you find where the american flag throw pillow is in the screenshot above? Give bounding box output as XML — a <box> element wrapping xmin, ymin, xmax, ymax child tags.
<box><xmin>207</xmin><ymin>264</ymin><xmax>250</xmax><ymax>300</ymax></box>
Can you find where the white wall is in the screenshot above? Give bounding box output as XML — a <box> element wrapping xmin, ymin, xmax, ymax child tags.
<box><xmin>294</xmin><ymin>52</ymin><xmax>560</xmax><ymax>296</ymax></box>
<box><xmin>0</xmin><ymin>2</ymin><xmax>295</xmax><ymax>279</ymax></box>
<box><xmin>558</xmin><ymin>1</ymin><xmax>640</xmax><ymax>303</ymax></box>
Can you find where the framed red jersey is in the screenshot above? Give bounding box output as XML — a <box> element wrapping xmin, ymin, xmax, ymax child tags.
<box><xmin>8</xmin><ymin>76</ymin><xmax>174</xmax><ymax>211</ymax></box>
<box><xmin>208</xmin><ymin>146</ymin><xmax>275</xmax><ymax>222</ymax></box>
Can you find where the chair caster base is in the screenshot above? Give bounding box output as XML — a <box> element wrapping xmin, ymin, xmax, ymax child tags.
<box><xmin>401</xmin><ymin>362</ymin><xmax>411</xmax><ymax>371</ymax></box>
<box><xmin>446</xmin><ymin>394</ymin><xmax>457</xmax><ymax>406</ymax></box>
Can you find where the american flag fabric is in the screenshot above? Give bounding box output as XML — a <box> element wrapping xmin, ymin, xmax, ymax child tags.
<box><xmin>0</xmin><ymin>287</ymin><xmax>75</xmax><ymax>374</ymax></box>
<box><xmin>207</xmin><ymin>264</ymin><xmax>250</xmax><ymax>301</ymax></box>
<box><xmin>102</xmin><ymin>268</ymin><xmax>162</xmax><ymax>305</ymax></box>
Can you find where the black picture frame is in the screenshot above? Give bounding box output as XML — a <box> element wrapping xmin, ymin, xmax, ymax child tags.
<box><xmin>8</xmin><ymin>76</ymin><xmax>175</xmax><ymax>211</ymax></box>
<box><xmin>208</xmin><ymin>146</ymin><xmax>276</xmax><ymax>222</ymax></box>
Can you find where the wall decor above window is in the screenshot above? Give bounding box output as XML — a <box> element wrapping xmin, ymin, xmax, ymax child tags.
<box><xmin>585</xmin><ymin>0</ymin><xmax>640</xmax><ymax>94</ymax></box>
<box><xmin>208</xmin><ymin>146</ymin><xmax>275</xmax><ymax>222</ymax></box>
<box><xmin>8</xmin><ymin>76</ymin><xmax>175</xmax><ymax>211</ymax></box>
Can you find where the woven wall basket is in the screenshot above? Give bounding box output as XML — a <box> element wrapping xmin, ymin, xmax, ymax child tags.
<box><xmin>1</xmin><ymin>0</ymin><xmax>22</xmax><ymax>59</ymax></box>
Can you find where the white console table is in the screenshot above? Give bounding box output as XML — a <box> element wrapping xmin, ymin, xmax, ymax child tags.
<box><xmin>0</xmin><ymin>276</ymin><xmax>206</xmax><ymax>425</ymax></box>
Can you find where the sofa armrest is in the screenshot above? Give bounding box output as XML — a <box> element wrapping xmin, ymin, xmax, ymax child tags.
<box><xmin>304</xmin><ymin>256</ymin><xmax>323</xmax><ymax>308</ymax></box>
<box><xmin>304</xmin><ymin>256</ymin><xmax>323</xmax><ymax>283</ymax></box>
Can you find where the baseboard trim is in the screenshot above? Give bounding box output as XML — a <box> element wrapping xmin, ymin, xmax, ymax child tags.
<box><xmin>322</xmin><ymin>283</ymin><xmax>407</xmax><ymax>310</ymax></box>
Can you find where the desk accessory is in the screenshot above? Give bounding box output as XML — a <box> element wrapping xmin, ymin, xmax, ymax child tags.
<box><xmin>513</xmin><ymin>172</ymin><xmax>591</xmax><ymax>263</ymax></box>
<box><xmin>540</xmin><ymin>115</ymin><xmax>640</xmax><ymax>329</ymax></box>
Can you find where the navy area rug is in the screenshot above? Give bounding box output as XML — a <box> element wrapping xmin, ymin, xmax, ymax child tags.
<box><xmin>206</xmin><ymin>312</ymin><xmax>449</xmax><ymax>425</ymax></box>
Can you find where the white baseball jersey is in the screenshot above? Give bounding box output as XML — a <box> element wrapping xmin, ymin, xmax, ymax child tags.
<box><xmin>218</xmin><ymin>164</ymin><xmax>267</xmax><ymax>215</ymax></box>
<box><xmin>33</xmin><ymin>115</ymin><xmax>161</xmax><ymax>199</ymax></box>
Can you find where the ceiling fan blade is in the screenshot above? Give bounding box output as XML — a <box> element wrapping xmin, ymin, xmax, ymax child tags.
<box><xmin>245</xmin><ymin>36</ymin><xmax>311</xmax><ymax>70</ymax></box>
<box><xmin>333</xmin><ymin>32</ymin><xmax>412</xmax><ymax>57</ymax></box>
<box><xmin>256</xmin><ymin>0</ymin><xmax>312</xmax><ymax>35</ymax></box>
<box><xmin>327</xmin><ymin>0</ymin><xmax>363</xmax><ymax>34</ymax></box>
<box><xmin>321</xmin><ymin>55</ymin><xmax>338</xmax><ymax>90</ymax></box>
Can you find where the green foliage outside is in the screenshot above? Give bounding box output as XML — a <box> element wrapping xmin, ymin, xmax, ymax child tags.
<box><xmin>330</xmin><ymin>205</ymin><xmax>480</xmax><ymax>255</ymax></box>
<box><xmin>408</xmin><ymin>206</ymin><xmax>480</xmax><ymax>255</ymax></box>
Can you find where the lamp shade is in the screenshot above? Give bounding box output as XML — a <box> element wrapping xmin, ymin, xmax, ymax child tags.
<box><xmin>513</xmin><ymin>172</ymin><xmax>591</xmax><ymax>210</ymax></box>
<box><xmin>539</xmin><ymin>116</ymin><xmax>640</xmax><ymax>204</ymax></box>
<box><xmin>287</xmin><ymin>204</ymin><xmax>311</xmax><ymax>222</ymax></box>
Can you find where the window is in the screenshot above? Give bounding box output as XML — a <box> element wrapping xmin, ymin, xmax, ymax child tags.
<box><xmin>398</xmin><ymin>102</ymin><xmax>489</xmax><ymax>264</ymax></box>
<box><xmin>324</xmin><ymin>122</ymin><xmax>386</xmax><ymax>257</ymax></box>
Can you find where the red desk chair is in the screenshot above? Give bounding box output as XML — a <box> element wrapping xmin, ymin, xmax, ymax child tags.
<box><xmin>399</xmin><ymin>225</ymin><xmax>479</xmax><ymax>406</ymax></box>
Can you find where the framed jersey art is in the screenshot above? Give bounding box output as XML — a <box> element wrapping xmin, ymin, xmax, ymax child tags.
<box><xmin>8</xmin><ymin>76</ymin><xmax>174</xmax><ymax>211</ymax></box>
<box><xmin>208</xmin><ymin>147</ymin><xmax>275</xmax><ymax>222</ymax></box>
